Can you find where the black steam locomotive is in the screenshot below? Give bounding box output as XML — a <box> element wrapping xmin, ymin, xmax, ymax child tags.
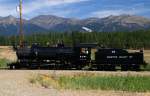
<box><xmin>8</xmin><ymin>42</ymin><xmax>145</xmax><ymax>71</ymax></box>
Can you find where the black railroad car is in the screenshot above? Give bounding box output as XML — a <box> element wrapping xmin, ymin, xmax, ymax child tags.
<box><xmin>95</xmin><ymin>48</ymin><xmax>144</xmax><ymax>71</ymax></box>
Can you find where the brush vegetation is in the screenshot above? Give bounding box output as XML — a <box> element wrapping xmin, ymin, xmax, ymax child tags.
<box><xmin>0</xmin><ymin>59</ymin><xmax>9</xmax><ymax>68</ymax></box>
<box><xmin>30</xmin><ymin>73</ymin><xmax>150</xmax><ymax>92</ymax></box>
<box><xmin>59</xmin><ymin>75</ymin><xmax>150</xmax><ymax>92</ymax></box>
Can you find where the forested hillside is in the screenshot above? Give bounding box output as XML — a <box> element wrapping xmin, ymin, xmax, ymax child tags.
<box><xmin>0</xmin><ymin>30</ymin><xmax>150</xmax><ymax>49</ymax></box>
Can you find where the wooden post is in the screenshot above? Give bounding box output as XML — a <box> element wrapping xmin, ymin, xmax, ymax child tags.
<box><xmin>19</xmin><ymin>0</ymin><xmax>24</xmax><ymax>47</ymax></box>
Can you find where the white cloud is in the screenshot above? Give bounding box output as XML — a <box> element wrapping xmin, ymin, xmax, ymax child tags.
<box><xmin>23</xmin><ymin>0</ymin><xmax>89</xmax><ymax>14</ymax></box>
<box><xmin>0</xmin><ymin>0</ymin><xmax>89</xmax><ymax>18</ymax></box>
<box><xmin>0</xmin><ymin>5</ymin><xmax>16</xmax><ymax>17</ymax></box>
<box><xmin>90</xmin><ymin>3</ymin><xmax>150</xmax><ymax>18</ymax></box>
<box><xmin>91</xmin><ymin>9</ymin><xmax>140</xmax><ymax>18</ymax></box>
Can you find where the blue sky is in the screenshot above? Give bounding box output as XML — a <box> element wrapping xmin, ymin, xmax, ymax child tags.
<box><xmin>0</xmin><ymin>0</ymin><xmax>150</xmax><ymax>19</ymax></box>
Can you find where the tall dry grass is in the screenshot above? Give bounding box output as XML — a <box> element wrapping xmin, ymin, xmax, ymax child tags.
<box><xmin>29</xmin><ymin>73</ymin><xmax>150</xmax><ymax>92</ymax></box>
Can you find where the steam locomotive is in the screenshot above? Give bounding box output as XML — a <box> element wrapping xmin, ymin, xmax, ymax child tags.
<box><xmin>8</xmin><ymin>42</ymin><xmax>145</xmax><ymax>71</ymax></box>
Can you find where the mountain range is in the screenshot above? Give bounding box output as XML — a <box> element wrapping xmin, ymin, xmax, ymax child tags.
<box><xmin>0</xmin><ymin>14</ymin><xmax>150</xmax><ymax>35</ymax></box>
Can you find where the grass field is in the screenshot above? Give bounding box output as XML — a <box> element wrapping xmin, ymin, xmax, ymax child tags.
<box><xmin>143</xmin><ymin>50</ymin><xmax>150</xmax><ymax>70</ymax></box>
<box><xmin>0</xmin><ymin>46</ymin><xmax>16</xmax><ymax>68</ymax></box>
<box><xmin>144</xmin><ymin>50</ymin><xmax>150</xmax><ymax>63</ymax></box>
<box><xmin>30</xmin><ymin>73</ymin><xmax>150</xmax><ymax>92</ymax></box>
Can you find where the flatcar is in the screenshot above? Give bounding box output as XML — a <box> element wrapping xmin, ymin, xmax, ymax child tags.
<box><xmin>8</xmin><ymin>43</ymin><xmax>145</xmax><ymax>71</ymax></box>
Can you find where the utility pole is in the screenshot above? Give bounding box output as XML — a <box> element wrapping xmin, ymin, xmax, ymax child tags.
<box><xmin>19</xmin><ymin>0</ymin><xmax>24</xmax><ymax>47</ymax></box>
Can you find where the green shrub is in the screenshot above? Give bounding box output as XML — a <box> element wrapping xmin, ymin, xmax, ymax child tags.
<box><xmin>0</xmin><ymin>59</ymin><xmax>9</xmax><ymax>68</ymax></box>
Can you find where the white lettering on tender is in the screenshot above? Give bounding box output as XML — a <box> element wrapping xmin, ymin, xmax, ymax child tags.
<box><xmin>106</xmin><ymin>56</ymin><xmax>129</xmax><ymax>59</ymax></box>
<box><xmin>107</xmin><ymin>56</ymin><xmax>118</xmax><ymax>58</ymax></box>
<box><xmin>119</xmin><ymin>56</ymin><xmax>128</xmax><ymax>58</ymax></box>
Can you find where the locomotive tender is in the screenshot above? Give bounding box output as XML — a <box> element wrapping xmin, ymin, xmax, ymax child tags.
<box><xmin>8</xmin><ymin>43</ymin><xmax>145</xmax><ymax>71</ymax></box>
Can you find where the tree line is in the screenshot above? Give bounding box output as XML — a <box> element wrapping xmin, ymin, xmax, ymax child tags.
<box><xmin>0</xmin><ymin>30</ymin><xmax>150</xmax><ymax>49</ymax></box>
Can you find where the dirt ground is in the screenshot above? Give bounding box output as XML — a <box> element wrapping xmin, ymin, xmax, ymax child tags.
<box><xmin>0</xmin><ymin>70</ymin><xmax>150</xmax><ymax>96</ymax></box>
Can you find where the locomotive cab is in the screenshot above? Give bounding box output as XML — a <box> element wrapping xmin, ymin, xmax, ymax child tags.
<box><xmin>73</xmin><ymin>43</ymin><xmax>98</xmax><ymax>69</ymax></box>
